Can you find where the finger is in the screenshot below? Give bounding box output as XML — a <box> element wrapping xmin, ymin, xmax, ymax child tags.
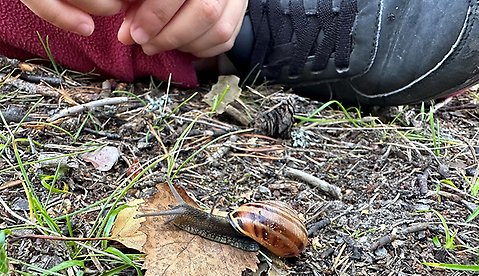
<box><xmin>118</xmin><ymin>3</ymin><xmax>140</xmax><ymax>45</ymax></box>
<box><xmin>128</xmin><ymin>0</ymin><xmax>187</xmax><ymax>45</ymax></box>
<box><xmin>65</xmin><ymin>0</ymin><xmax>126</xmax><ymax>16</ymax></box>
<box><xmin>178</xmin><ymin>0</ymin><xmax>247</xmax><ymax>57</ymax></box>
<box><xmin>139</xmin><ymin>0</ymin><xmax>228</xmax><ymax>55</ymax></box>
<box><xmin>21</xmin><ymin>0</ymin><xmax>94</xmax><ymax>36</ymax></box>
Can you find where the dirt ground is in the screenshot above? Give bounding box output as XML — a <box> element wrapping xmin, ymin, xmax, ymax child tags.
<box><xmin>0</xmin><ymin>57</ymin><xmax>478</xmax><ymax>275</ymax></box>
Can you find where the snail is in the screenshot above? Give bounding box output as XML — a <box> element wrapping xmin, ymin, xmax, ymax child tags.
<box><xmin>137</xmin><ymin>179</ymin><xmax>308</xmax><ymax>258</ymax></box>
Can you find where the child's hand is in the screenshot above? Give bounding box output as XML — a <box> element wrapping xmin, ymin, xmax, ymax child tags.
<box><xmin>20</xmin><ymin>0</ymin><xmax>127</xmax><ymax>36</ymax></box>
<box><xmin>117</xmin><ymin>0</ymin><xmax>248</xmax><ymax>57</ymax></box>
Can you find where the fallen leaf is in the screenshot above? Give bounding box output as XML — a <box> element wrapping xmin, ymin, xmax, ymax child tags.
<box><xmin>80</xmin><ymin>146</ymin><xmax>119</xmax><ymax>171</ymax></box>
<box><xmin>110</xmin><ymin>199</ymin><xmax>146</xmax><ymax>251</ymax></box>
<box><xmin>141</xmin><ymin>183</ymin><xmax>259</xmax><ymax>276</ymax></box>
<box><xmin>203</xmin><ymin>75</ymin><xmax>242</xmax><ymax>114</ymax></box>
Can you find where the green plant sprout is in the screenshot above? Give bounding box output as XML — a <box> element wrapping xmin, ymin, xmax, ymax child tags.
<box><xmin>211</xmin><ymin>84</ymin><xmax>230</xmax><ymax>112</ymax></box>
<box><xmin>36</xmin><ymin>32</ymin><xmax>61</xmax><ymax>75</ymax></box>
<box><xmin>430</xmin><ymin>209</ymin><xmax>456</xmax><ymax>250</ymax></box>
<box><xmin>295</xmin><ymin>100</ymin><xmax>369</xmax><ymax>127</ymax></box>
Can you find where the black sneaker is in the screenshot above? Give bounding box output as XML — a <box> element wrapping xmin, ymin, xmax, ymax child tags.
<box><xmin>227</xmin><ymin>0</ymin><xmax>479</xmax><ymax>106</ymax></box>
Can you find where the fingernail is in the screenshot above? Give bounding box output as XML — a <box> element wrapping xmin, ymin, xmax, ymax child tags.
<box><xmin>77</xmin><ymin>23</ymin><xmax>94</xmax><ymax>36</ymax></box>
<box><xmin>132</xmin><ymin>27</ymin><xmax>150</xmax><ymax>44</ymax></box>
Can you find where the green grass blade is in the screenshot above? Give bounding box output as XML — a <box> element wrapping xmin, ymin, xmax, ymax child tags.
<box><xmin>42</xmin><ymin>260</ymin><xmax>84</xmax><ymax>275</ymax></box>
<box><xmin>101</xmin><ymin>264</ymin><xmax>132</xmax><ymax>276</ymax></box>
<box><xmin>36</xmin><ymin>32</ymin><xmax>61</xmax><ymax>75</ymax></box>
<box><xmin>466</xmin><ymin>205</ymin><xmax>479</xmax><ymax>222</ymax></box>
<box><xmin>470</xmin><ymin>177</ymin><xmax>479</xmax><ymax>197</ymax></box>
<box><xmin>211</xmin><ymin>84</ymin><xmax>230</xmax><ymax>112</ymax></box>
<box><xmin>40</xmin><ymin>175</ymin><xmax>67</xmax><ymax>194</ymax></box>
<box><xmin>296</xmin><ymin>100</ymin><xmax>365</xmax><ymax>127</ymax></box>
<box><xmin>423</xmin><ymin>262</ymin><xmax>479</xmax><ymax>271</ymax></box>
<box><xmin>9</xmin><ymin>259</ymin><xmax>64</xmax><ymax>276</ymax></box>
<box><xmin>105</xmin><ymin>247</ymin><xmax>142</xmax><ymax>276</ymax></box>
<box><xmin>431</xmin><ymin>209</ymin><xmax>454</xmax><ymax>250</ymax></box>
<box><xmin>0</xmin><ymin>230</ymin><xmax>8</xmax><ymax>274</ymax></box>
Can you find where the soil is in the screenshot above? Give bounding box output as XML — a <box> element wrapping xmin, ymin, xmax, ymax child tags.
<box><xmin>1</xmin><ymin>58</ymin><xmax>478</xmax><ymax>275</ymax></box>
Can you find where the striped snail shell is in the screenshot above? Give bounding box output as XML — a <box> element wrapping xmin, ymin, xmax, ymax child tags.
<box><xmin>228</xmin><ymin>201</ymin><xmax>308</xmax><ymax>258</ymax></box>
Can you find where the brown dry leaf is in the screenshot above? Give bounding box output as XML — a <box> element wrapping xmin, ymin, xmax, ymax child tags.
<box><xmin>110</xmin><ymin>199</ymin><xmax>147</xmax><ymax>251</ymax></box>
<box><xmin>141</xmin><ymin>183</ymin><xmax>259</xmax><ymax>276</ymax></box>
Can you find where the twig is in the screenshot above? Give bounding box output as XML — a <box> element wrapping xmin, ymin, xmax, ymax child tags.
<box><xmin>284</xmin><ymin>167</ymin><xmax>342</xmax><ymax>199</ymax></box>
<box><xmin>370</xmin><ymin>229</ymin><xmax>398</xmax><ymax>251</ymax></box>
<box><xmin>19</xmin><ymin>73</ymin><xmax>63</xmax><ymax>86</ymax></box>
<box><xmin>207</xmin><ymin>135</ymin><xmax>237</xmax><ymax>163</ymax></box>
<box><xmin>427</xmin><ymin>190</ymin><xmax>478</xmax><ymax>212</ymax></box>
<box><xmin>225</xmin><ymin>105</ymin><xmax>252</xmax><ymax>126</ymax></box>
<box><xmin>0</xmin><ymin>179</ymin><xmax>23</xmax><ymax>191</ymax></box>
<box><xmin>231</xmin><ymin>153</ymin><xmax>283</xmax><ymax>160</ymax></box>
<box><xmin>307</xmin><ymin>219</ymin><xmax>331</xmax><ymax>237</ymax></box>
<box><xmin>370</xmin><ymin>223</ymin><xmax>429</xmax><ymax>251</ymax></box>
<box><xmin>417</xmin><ymin>169</ymin><xmax>430</xmax><ymax>195</ymax></box>
<box><xmin>1</xmin><ymin>73</ymin><xmax>59</xmax><ymax>97</ymax></box>
<box><xmin>48</xmin><ymin>97</ymin><xmax>129</xmax><ymax>122</ymax></box>
<box><xmin>432</xmin><ymin>96</ymin><xmax>454</xmax><ymax>113</ymax></box>
<box><xmin>440</xmin><ymin>181</ymin><xmax>479</xmax><ymax>201</ymax></box>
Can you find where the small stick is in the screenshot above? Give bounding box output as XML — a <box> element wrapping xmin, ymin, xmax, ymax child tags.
<box><xmin>19</xmin><ymin>73</ymin><xmax>63</xmax><ymax>86</ymax></box>
<box><xmin>284</xmin><ymin>167</ymin><xmax>342</xmax><ymax>200</ymax></box>
<box><xmin>427</xmin><ymin>190</ymin><xmax>478</xmax><ymax>212</ymax></box>
<box><xmin>225</xmin><ymin>105</ymin><xmax>252</xmax><ymax>126</ymax></box>
<box><xmin>370</xmin><ymin>229</ymin><xmax>398</xmax><ymax>251</ymax></box>
<box><xmin>307</xmin><ymin>218</ymin><xmax>331</xmax><ymax>237</ymax></box>
<box><xmin>0</xmin><ymin>179</ymin><xmax>23</xmax><ymax>191</ymax></box>
<box><xmin>416</xmin><ymin>169</ymin><xmax>429</xmax><ymax>195</ymax></box>
<box><xmin>370</xmin><ymin>223</ymin><xmax>429</xmax><ymax>251</ymax></box>
<box><xmin>48</xmin><ymin>97</ymin><xmax>129</xmax><ymax>122</ymax></box>
<box><xmin>207</xmin><ymin>135</ymin><xmax>237</xmax><ymax>163</ymax></box>
<box><xmin>1</xmin><ymin>73</ymin><xmax>59</xmax><ymax>97</ymax></box>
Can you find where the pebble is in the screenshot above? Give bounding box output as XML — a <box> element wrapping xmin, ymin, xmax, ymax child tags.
<box><xmin>414</xmin><ymin>204</ymin><xmax>430</xmax><ymax>212</ymax></box>
<box><xmin>2</xmin><ymin>105</ymin><xmax>28</xmax><ymax>123</ymax></box>
<box><xmin>258</xmin><ymin>186</ymin><xmax>272</xmax><ymax>197</ymax></box>
<box><xmin>12</xmin><ymin>198</ymin><xmax>29</xmax><ymax>211</ymax></box>
<box><xmin>374</xmin><ymin>247</ymin><xmax>389</xmax><ymax>259</ymax></box>
<box><xmin>438</xmin><ymin>164</ymin><xmax>450</xmax><ymax>178</ymax></box>
<box><xmin>465</xmin><ymin>167</ymin><xmax>477</xmax><ymax>176</ymax></box>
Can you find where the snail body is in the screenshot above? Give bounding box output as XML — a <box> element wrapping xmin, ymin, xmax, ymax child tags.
<box><xmin>159</xmin><ymin>202</ymin><xmax>260</xmax><ymax>252</ymax></box>
<box><xmin>139</xmin><ymin>180</ymin><xmax>308</xmax><ymax>258</ymax></box>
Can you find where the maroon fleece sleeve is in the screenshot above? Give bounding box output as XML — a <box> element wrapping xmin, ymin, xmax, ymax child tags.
<box><xmin>0</xmin><ymin>1</ymin><xmax>198</xmax><ymax>87</ymax></box>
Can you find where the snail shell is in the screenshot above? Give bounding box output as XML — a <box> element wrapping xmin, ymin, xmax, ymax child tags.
<box><xmin>228</xmin><ymin>201</ymin><xmax>308</xmax><ymax>258</ymax></box>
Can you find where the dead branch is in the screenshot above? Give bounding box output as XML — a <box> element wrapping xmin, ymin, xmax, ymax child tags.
<box><xmin>48</xmin><ymin>96</ymin><xmax>129</xmax><ymax>122</ymax></box>
<box><xmin>284</xmin><ymin>167</ymin><xmax>342</xmax><ymax>199</ymax></box>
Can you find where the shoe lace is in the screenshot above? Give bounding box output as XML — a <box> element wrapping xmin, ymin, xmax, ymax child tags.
<box><xmin>249</xmin><ymin>0</ymin><xmax>358</xmax><ymax>75</ymax></box>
